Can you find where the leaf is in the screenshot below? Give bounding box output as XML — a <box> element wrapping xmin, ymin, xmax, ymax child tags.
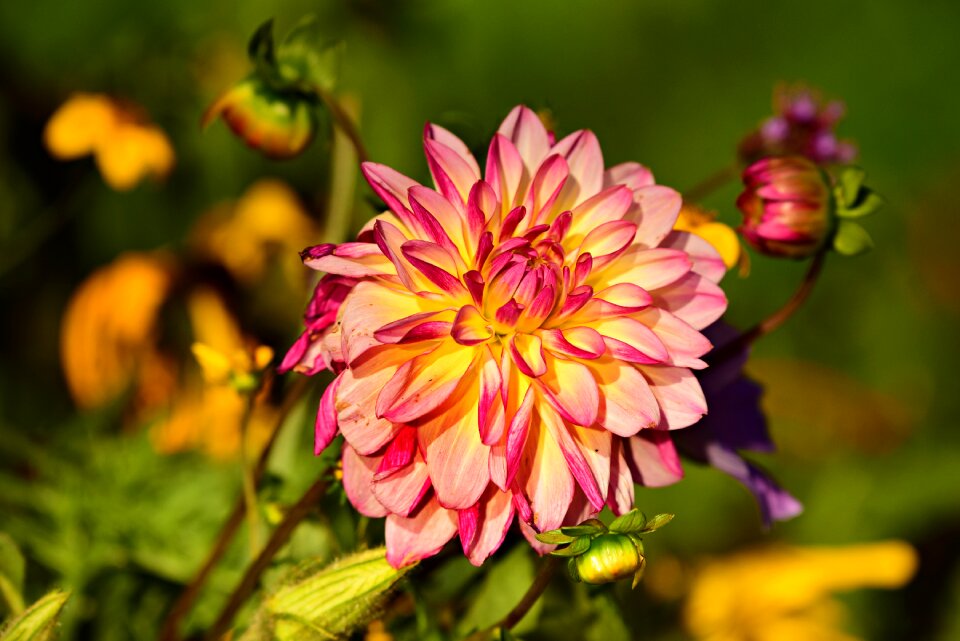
<box><xmin>641</xmin><ymin>513</ymin><xmax>674</xmax><ymax>533</ymax></box>
<box><xmin>241</xmin><ymin>547</ymin><xmax>410</xmax><ymax>641</ymax></box>
<box><xmin>534</xmin><ymin>531</ymin><xmax>575</xmax><ymax>545</ymax></box>
<box><xmin>840</xmin><ymin>167</ymin><xmax>866</xmax><ymax>205</ymax></box>
<box><xmin>456</xmin><ymin>545</ymin><xmax>542</xmax><ymax>637</ymax></box>
<box><xmin>247</xmin><ymin>19</ymin><xmax>279</xmax><ymax>79</ymax></box>
<box><xmin>608</xmin><ymin>509</ymin><xmax>646</xmax><ymax>534</ymax></box>
<box><xmin>559</xmin><ymin>519</ymin><xmax>606</xmax><ymax>537</ymax></box>
<box><xmin>567</xmin><ymin>557</ymin><xmax>580</xmax><ymax>582</ymax></box>
<box><xmin>0</xmin><ymin>534</ymin><xmax>25</xmax><ymax>616</ymax></box>
<box><xmin>838</xmin><ymin>189</ymin><xmax>884</xmax><ymax>219</ymax></box>
<box><xmin>833</xmin><ymin>220</ymin><xmax>874</xmax><ymax>256</ymax></box>
<box><xmin>549</xmin><ymin>536</ymin><xmax>591</xmax><ymax>557</ymax></box>
<box><xmin>277</xmin><ymin>15</ymin><xmax>344</xmax><ymax>93</ymax></box>
<box><xmin>0</xmin><ymin>590</ymin><xmax>69</xmax><ymax>641</ymax></box>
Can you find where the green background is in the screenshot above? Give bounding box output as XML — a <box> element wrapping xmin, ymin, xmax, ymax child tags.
<box><xmin>1</xmin><ymin>1</ymin><xmax>958</xmax><ymax>639</ymax></box>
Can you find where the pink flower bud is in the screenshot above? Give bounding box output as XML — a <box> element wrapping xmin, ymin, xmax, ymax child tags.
<box><xmin>736</xmin><ymin>156</ymin><xmax>832</xmax><ymax>259</ymax></box>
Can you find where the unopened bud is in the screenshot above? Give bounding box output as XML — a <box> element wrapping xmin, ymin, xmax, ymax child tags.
<box><xmin>203</xmin><ymin>76</ymin><xmax>316</xmax><ymax>159</ymax></box>
<box><xmin>736</xmin><ymin>156</ymin><xmax>832</xmax><ymax>259</ymax></box>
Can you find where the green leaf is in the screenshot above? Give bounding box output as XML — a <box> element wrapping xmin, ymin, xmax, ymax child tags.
<box><xmin>241</xmin><ymin>547</ymin><xmax>410</xmax><ymax>641</ymax></box>
<box><xmin>838</xmin><ymin>189</ymin><xmax>884</xmax><ymax>219</ymax></box>
<box><xmin>0</xmin><ymin>590</ymin><xmax>69</xmax><ymax>641</ymax></box>
<box><xmin>608</xmin><ymin>509</ymin><xmax>646</xmax><ymax>534</ymax></box>
<box><xmin>840</xmin><ymin>167</ymin><xmax>866</xmax><ymax>205</ymax></box>
<box><xmin>457</xmin><ymin>545</ymin><xmax>542</xmax><ymax>637</ymax></box>
<box><xmin>641</xmin><ymin>513</ymin><xmax>674</xmax><ymax>533</ymax></box>
<box><xmin>549</xmin><ymin>536</ymin><xmax>591</xmax><ymax>557</ymax></box>
<box><xmin>833</xmin><ymin>221</ymin><xmax>874</xmax><ymax>256</ymax></box>
<box><xmin>277</xmin><ymin>15</ymin><xmax>344</xmax><ymax>93</ymax></box>
<box><xmin>535</xmin><ymin>530</ymin><xmax>575</xmax><ymax>545</ymax></box>
<box><xmin>247</xmin><ymin>19</ymin><xmax>279</xmax><ymax>77</ymax></box>
<box><xmin>567</xmin><ymin>557</ymin><xmax>581</xmax><ymax>582</ymax></box>
<box><xmin>559</xmin><ymin>519</ymin><xmax>606</xmax><ymax>537</ymax></box>
<box><xmin>0</xmin><ymin>534</ymin><xmax>25</xmax><ymax>616</ymax></box>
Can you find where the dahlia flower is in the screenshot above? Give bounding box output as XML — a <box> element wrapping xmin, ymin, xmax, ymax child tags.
<box><xmin>284</xmin><ymin>106</ymin><xmax>728</xmax><ymax>567</ymax></box>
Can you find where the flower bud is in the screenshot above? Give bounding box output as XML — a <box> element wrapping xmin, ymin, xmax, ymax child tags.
<box><xmin>736</xmin><ymin>156</ymin><xmax>832</xmax><ymax>259</ymax></box>
<box><xmin>573</xmin><ymin>533</ymin><xmax>646</xmax><ymax>588</ymax></box>
<box><xmin>203</xmin><ymin>76</ymin><xmax>316</xmax><ymax>159</ymax></box>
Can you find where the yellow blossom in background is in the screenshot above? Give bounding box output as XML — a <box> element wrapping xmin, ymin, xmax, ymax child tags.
<box><xmin>44</xmin><ymin>92</ymin><xmax>174</xmax><ymax>191</ymax></box>
<box><xmin>684</xmin><ymin>541</ymin><xmax>918</xmax><ymax>641</ymax></box>
<box><xmin>60</xmin><ymin>253</ymin><xmax>175</xmax><ymax>410</ymax></box>
<box><xmin>674</xmin><ymin>203</ymin><xmax>743</xmax><ymax>271</ymax></box>
<box><xmin>150</xmin><ymin>288</ymin><xmax>275</xmax><ymax>460</ymax></box>
<box><xmin>191</xmin><ymin>179</ymin><xmax>318</xmax><ymax>285</ymax></box>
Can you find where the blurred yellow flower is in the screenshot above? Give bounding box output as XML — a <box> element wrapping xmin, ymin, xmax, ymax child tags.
<box><xmin>150</xmin><ymin>288</ymin><xmax>275</xmax><ymax>459</ymax></box>
<box><xmin>44</xmin><ymin>93</ymin><xmax>174</xmax><ymax>191</ymax></box>
<box><xmin>191</xmin><ymin>179</ymin><xmax>318</xmax><ymax>284</ymax></box>
<box><xmin>684</xmin><ymin>541</ymin><xmax>918</xmax><ymax>641</ymax></box>
<box><xmin>60</xmin><ymin>252</ymin><xmax>174</xmax><ymax>410</ymax></box>
<box><xmin>674</xmin><ymin>203</ymin><xmax>742</xmax><ymax>271</ymax></box>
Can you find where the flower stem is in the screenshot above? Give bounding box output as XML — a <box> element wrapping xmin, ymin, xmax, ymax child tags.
<box><xmin>238</xmin><ymin>395</ymin><xmax>260</xmax><ymax>556</ymax></box>
<box><xmin>466</xmin><ymin>555</ymin><xmax>560</xmax><ymax>640</ymax></box>
<box><xmin>499</xmin><ymin>555</ymin><xmax>559</xmax><ymax>629</ymax></box>
<box><xmin>684</xmin><ymin>164</ymin><xmax>739</xmax><ymax>203</ymax></box>
<box><xmin>317</xmin><ymin>88</ymin><xmax>369</xmax><ymax>164</ymax></box>
<box><xmin>710</xmin><ymin>249</ymin><xmax>828</xmax><ymax>364</ymax></box>
<box><xmin>158</xmin><ymin>376</ymin><xmax>309</xmax><ymax>641</ymax></box>
<box><xmin>202</xmin><ymin>475</ymin><xmax>329</xmax><ymax>641</ymax></box>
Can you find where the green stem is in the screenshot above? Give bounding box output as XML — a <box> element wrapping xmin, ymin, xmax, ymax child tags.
<box><xmin>683</xmin><ymin>163</ymin><xmax>739</xmax><ymax>203</ymax></box>
<box><xmin>317</xmin><ymin>89</ymin><xmax>369</xmax><ymax>165</ymax></box>
<box><xmin>239</xmin><ymin>395</ymin><xmax>260</xmax><ymax>556</ymax></box>
<box><xmin>466</xmin><ymin>556</ymin><xmax>560</xmax><ymax>640</ymax></box>
<box><xmin>709</xmin><ymin>248</ymin><xmax>828</xmax><ymax>365</ymax></box>
<box><xmin>158</xmin><ymin>376</ymin><xmax>309</xmax><ymax>641</ymax></box>
<box><xmin>202</xmin><ymin>476</ymin><xmax>329</xmax><ymax>641</ymax></box>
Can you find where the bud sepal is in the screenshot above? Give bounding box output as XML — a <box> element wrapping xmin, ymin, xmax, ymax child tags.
<box><xmin>535</xmin><ymin>509</ymin><xmax>672</xmax><ymax>589</ymax></box>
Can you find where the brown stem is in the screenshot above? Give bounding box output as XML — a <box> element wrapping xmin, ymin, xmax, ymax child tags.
<box><xmin>202</xmin><ymin>476</ymin><xmax>329</xmax><ymax>641</ymax></box>
<box><xmin>709</xmin><ymin>249</ymin><xmax>828</xmax><ymax>365</ymax></box>
<box><xmin>683</xmin><ymin>164</ymin><xmax>739</xmax><ymax>203</ymax></box>
<box><xmin>158</xmin><ymin>375</ymin><xmax>309</xmax><ymax>641</ymax></box>
<box><xmin>317</xmin><ymin>89</ymin><xmax>369</xmax><ymax>164</ymax></box>
<box><xmin>499</xmin><ymin>556</ymin><xmax>559</xmax><ymax>629</ymax></box>
<box><xmin>238</xmin><ymin>396</ymin><xmax>260</xmax><ymax>556</ymax></box>
<box><xmin>464</xmin><ymin>555</ymin><xmax>559</xmax><ymax>641</ymax></box>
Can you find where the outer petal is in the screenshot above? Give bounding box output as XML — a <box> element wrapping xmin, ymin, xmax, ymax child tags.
<box><xmin>607</xmin><ymin>439</ymin><xmax>635</xmax><ymax>515</ymax></box>
<box><xmin>540</xmin><ymin>403</ymin><xmax>607</xmax><ymax>511</ymax></box>
<box><xmin>538</xmin><ymin>354</ymin><xmax>599</xmax><ymax>427</ymax></box>
<box><xmin>385</xmin><ymin>496</ymin><xmax>458</xmax><ymax>567</ymax></box>
<box><xmin>651</xmin><ymin>272</ymin><xmax>728</xmax><ymax>330</ymax></box>
<box><xmin>314</xmin><ymin>373</ymin><xmax>342</xmax><ymax>454</ymax></box>
<box><xmin>340</xmin><ymin>281</ymin><xmax>428</xmax><ymax>365</ymax></box>
<box><xmin>342</xmin><ymin>445</ymin><xmax>389</xmax><ymax>517</ymax></box>
<box><xmin>661</xmin><ymin>230</ymin><xmax>727</xmax><ymax>284</ymax></box>
<box><xmin>629</xmin><ymin>186</ymin><xmax>682</xmax><ymax>249</ymax></box>
<box><xmin>625</xmin><ymin>430</ymin><xmax>684</xmax><ymax>487</ymax></box>
<box><xmin>604</xmin><ymin>161</ymin><xmax>655</xmax><ymax>190</ymax></box>
<box><xmin>497</xmin><ymin>105</ymin><xmax>551</xmax><ymax>174</ymax></box>
<box><xmin>337</xmin><ymin>345</ymin><xmax>418</xmax><ymax>454</ymax></box>
<box><xmin>588</xmin><ymin>356</ymin><xmax>660</xmax><ymax>436</ymax></box>
<box><xmin>462</xmin><ymin>488</ymin><xmax>516</xmax><ymax>566</ymax></box>
<box><xmin>551</xmin><ymin>130</ymin><xmax>604</xmax><ymax>206</ymax></box>
<box><xmin>636</xmin><ymin>308</ymin><xmax>713</xmax><ymax>369</ymax></box>
<box><xmin>301</xmin><ymin>242</ymin><xmax>395</xmax><ymax>278</ymax></box>
<box><xmin>638</xmin><ymin>365</ymin><xmax>708</xmax><ymax>430</ymax></box>
<box><xmin>373</xmin><ymin>450</ymin><xmax>431</xmax><ymax>517</ymax></box>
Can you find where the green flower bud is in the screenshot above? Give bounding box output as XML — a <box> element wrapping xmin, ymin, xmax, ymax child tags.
<box><xmin>574</xmin><ymin>533</ymin><xmax>646</xmax><ymax>589</ymax></box>
<box><xmin>203</xmin><ymin>75</ymin><xmax>316</xmax><ymax>159</ymax></box>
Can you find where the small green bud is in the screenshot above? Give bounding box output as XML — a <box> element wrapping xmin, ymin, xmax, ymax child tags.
<box><xmin>0</xmin><ymin>590</ymin><xmax>70</xmax><ymax>641</ymax></box>
<box><xmin>574</xmin><ymin>534</ymin><xmax>645</xmax><ymax>588</ymax></box>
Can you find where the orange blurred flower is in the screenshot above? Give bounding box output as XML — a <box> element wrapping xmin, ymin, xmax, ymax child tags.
<box><xmin>44</xmin><ymin>93</ymin><xmax>174</xmax><ymax>191</ymax></box>
<box><xmin>60</xmin><ymin>252</ymin><xmax>175</xmax><ymax>411</ymax></box>
<box><xmin>684</xmin><ymin>542</ymin><xmax>917</xmax><ymax>641</ymax></box>
<box><xmin>674</xmin><ymin>204</ymin><xmax>743</xmax><ymax>271</ymax></box>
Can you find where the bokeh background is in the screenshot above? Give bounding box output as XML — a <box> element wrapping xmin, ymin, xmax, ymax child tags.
<box><xmin>2</xmin><ymin>1</ymin><xmax>959</xmax><ymax>639</ymax></box>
